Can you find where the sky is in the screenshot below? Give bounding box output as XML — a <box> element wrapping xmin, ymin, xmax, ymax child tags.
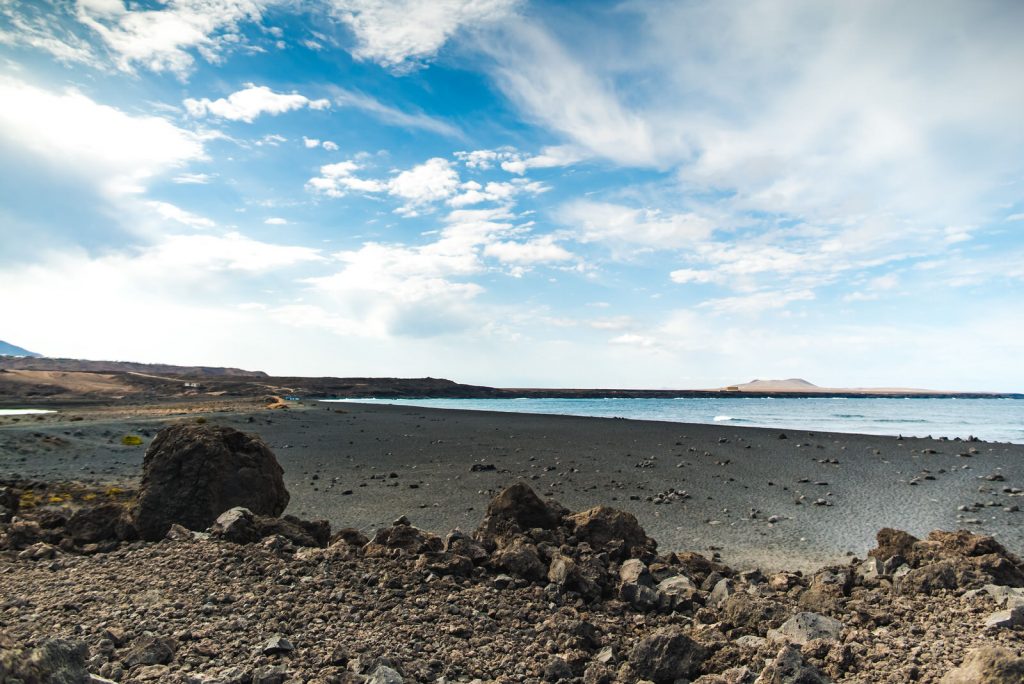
<box><xmin>1</xmin><ymin>0</ymin><xmax>1023</xmax><ymax>390</ymax></box>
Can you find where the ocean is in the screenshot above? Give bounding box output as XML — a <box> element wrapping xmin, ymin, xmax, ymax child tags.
<box><xmin>324</xmin><ymin>396</ymin><xmax>1024</xmax><ymax>444</ymax></box>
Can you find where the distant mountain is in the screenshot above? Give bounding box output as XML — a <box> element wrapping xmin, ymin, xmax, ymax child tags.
<box><xmin>0</xmin><ymin>340</ymin><xmax>41</xmax><ymax>357</ymax></box>
<box><xmin>738</xmin><ymin>378</ymin><xmax>818</xmax><ymax>390</ymax></box>
<box><xmin>0</xmin><ymin>356</ymin><xmax>267</xmax><ymax>377</ymax></box>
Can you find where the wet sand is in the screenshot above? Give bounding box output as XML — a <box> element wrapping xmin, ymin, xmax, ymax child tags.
<box><xmin>2</xmin><ymin>400</ymin><xmax>1023</xmax><ymax>571</ymax></box>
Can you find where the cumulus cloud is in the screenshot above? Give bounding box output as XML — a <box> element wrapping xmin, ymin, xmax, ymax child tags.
<box><xmin>305</xmin><ymin>160</ymin><xmax>387</xmax><ymax>197</ymax></box>
<box><xmin>387</xmin><ymin>157</ymin><xmax>460</xmax><ymax>207</ymax></box>
<box><xmin>308</xmin><ymin>157</ymin><xmax>465</xmax><ymax>215</ymax></box>
<box><xmin>448</xmin><ymin>179</ymin><xmax>547</xmax><ymax>208</ymax></box>
<box><xmin>329</xmin><ymin>0</ymin><xmax>519</xmax><ymax>70</ymax></box>
<box><xmin>185</xmin><ymin>84</ymin><xmax>330</xmax><ymax>123</ymax></box>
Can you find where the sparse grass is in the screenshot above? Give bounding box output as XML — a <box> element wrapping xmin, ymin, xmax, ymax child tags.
<box><xmin>19</xmin><ymin>491</ymin><xmax>37</xmax><ymax>509</ymax></box>
<box><xmin>120</xmin><ymin>435</ymin><xmax>143</xmax><ymax>446</ymax></box>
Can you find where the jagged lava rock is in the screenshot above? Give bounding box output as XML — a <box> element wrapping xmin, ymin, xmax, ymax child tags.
<box><xmin>475</xmin><ymin>481</ymin><xmax>566</xmax><ymax>544</ymax></box>
<box><xmin>568</xmin><ymin>505</ymin><xmax>654</xmax><ymax>559</ymax></box>
<box><xmin>628</xmin><ymin>627</ymin><xmax>707</xmax><ymax>683</ymax></box>
<box><xmin>132</xmin><ymin>424</ymin><xmax>289</xmax><ymax>540</ymax></box>
<box><xmin>0</xmin><ymin>638</ymin><xmax>91</xmax><ymax>684</ymax></box>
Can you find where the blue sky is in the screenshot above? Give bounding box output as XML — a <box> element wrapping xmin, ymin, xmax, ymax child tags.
<box><xmin>1</xmin><ymin>0</ymin><xmax>1023</xmax><ymax>390</ymax></box>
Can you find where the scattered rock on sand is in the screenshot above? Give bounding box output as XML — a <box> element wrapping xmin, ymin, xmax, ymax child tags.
<box><xmin>132</xmin><ymin>424</ymin><xmax>289</xmax><ymax>540</ymax></box>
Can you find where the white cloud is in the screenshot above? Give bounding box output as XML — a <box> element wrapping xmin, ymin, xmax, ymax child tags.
<box><xmin>700</xmin><ymin>289</ymin><xmax>815</xmax><ymax>315</ymax></box>
<box><xmin>306</xmin><ymin>160</ymin><xmax>387</xmax><ymax>197</ymax></box>
<box><xmin>0</xmin><ymin>76</ymin><xmax>206</xmax><ymax>197</ymax></box>
<box><xmin>387</xmin><ymin>157</ymin><xmax>460</xmax><ymax>212</ymax></box>
<box><xmin>171</xmin><ymin>172</ymin><xmax>214</xmax><ymax>184</ymax></box>
<box><xmin>150</xmin><ymin>231</ymin><xmax>322</xmax><ymax>271</ymax></box>
<box><xmin>331</xmin><ymin>87</ymin><xmax>463</xmax><ymax>138</ymax></box>
<box><xmin>264</xmin><ymin>217</ymin><xmax>288</xmax><ymax>225</ymax></box>
<box><xmin>610</xmin><ymin>333</ymin><xmax>656</xmax><ymax>348</ymax></box>
<box><xmin>185</xmin><ymin>84</ymin><xmax>330</xmax><ymax>123</ymax></box>
<box><xmin>254</xmin><ymin>133</ymin><xmax>287</xmax><ymax>146</ymax></box>
<box><xmin>483</xmin><ymin>20</ymin><xmax>663</xmax><ymax>166</ymax></box>
<box><xmin>560</xmin><ymin>200</ymin><xmax>714</xmax><ymax>250</ymax></box>
<box><xmin>500</xmin><ymin>145</ymin><xmax>585</xmax><ymax>174</ymax></box>
<box><xmin>0</xmin><ymin>2</ymin><xmax>98</xmax><ymax>65</ymax></box>
<box><xmin>329</xmin><ymin>0</ymin><xmax>519</xmax><ymax>70</ymax></box>
<box><xmin>147</xmin><ymin>200</ymin><xmax>216</xmax><ymax>229</ymax></box>
<box><xmin>448</xmin><ymin>178</ymin><xmax>547</xmax><ymax>207</ymax></box>
<box><xmin>308</xmin><ymin>157</ymin><xmax>464</xmax><ymax>212</ymax></box>
<box><xmin>669</xmin><ymin>269</ymin><xmax>717</xmax><ymax>285</ymax></box>
<box><xmin>74</xmin><ymin>0</ymin><xmax>269</xmax><ymax>79</ymax></box>
<box><xmin>483</xmin><ymin>236</ymin><xmax>572</xmax><ymax>264</ymax></box>
<box><xmin>302</xmin><ymin>136</ymin><xmax>339</xmax><ymax>151</ymax></box>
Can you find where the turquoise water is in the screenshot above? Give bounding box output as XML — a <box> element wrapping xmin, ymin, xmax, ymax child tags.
<box><xmin>324</xmin><ymin>397</ymin><xmax>1024</xmax><ymax>444</ymax></box>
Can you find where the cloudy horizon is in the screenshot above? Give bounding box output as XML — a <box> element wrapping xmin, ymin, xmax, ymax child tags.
<box><xmin>2</xmin><ymin>0</ymin><xmax>1023</xmax><ymax>391</ymax></box>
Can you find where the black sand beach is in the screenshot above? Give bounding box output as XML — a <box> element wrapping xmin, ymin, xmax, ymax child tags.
<box><xmin>3</xmin><ymin>400</ymin><xmax>1022</xmax><ymax>571</ymax></box>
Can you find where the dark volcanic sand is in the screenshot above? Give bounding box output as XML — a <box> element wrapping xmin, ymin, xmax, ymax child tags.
<box><xmin>2</xmin><ymin>401</ymin><xmax>1023</xmax><ymax>570</ymax></box>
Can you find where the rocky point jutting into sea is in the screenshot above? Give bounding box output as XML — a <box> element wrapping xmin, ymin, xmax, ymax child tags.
<box><xmin>2</xmin><ymin>418</ymin><xmax>1024</xmax><ymax>684</ymax></box>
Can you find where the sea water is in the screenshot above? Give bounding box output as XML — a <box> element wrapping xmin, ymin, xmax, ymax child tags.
<box><xmin>0</xmin><ymin>409</ymin><xmax>56</xmax><ymax>416</ymax></box>
<box><xmin>324</xmin><ymin>397</ymin><xmax>1024</xmax><ymax>444</ymax></box>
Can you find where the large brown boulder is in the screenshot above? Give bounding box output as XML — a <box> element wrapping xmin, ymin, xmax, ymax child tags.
<box><xmin>132</xmin><ymin>424</ymin><xmax>289</xmax><ymax>540</ymax></box>
<box><xmin>475</xmin><ymin>482</ymin><xmax>566</xmax><ymax>545</ymax></box>
<box><xmin>868</xmin><ymin>528</ymin><xmax>918</xmax><ymax>562</ymax></box>
<box><xmin>569</xmin><ymin>506</ymin><xmax>654</xmax><ymax>558</ymax></box>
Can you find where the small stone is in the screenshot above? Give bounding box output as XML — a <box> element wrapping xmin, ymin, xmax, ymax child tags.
<box><xmin>769</xmin><ymin>612</ymin><xmax>843</xmax><ymax>645</ymax></box>
<box><xmin>367</xmin><ymin>665</ymin><xmax>404</xmax><ymax>684</ymax></box>
<box><xmin>984</xmin><ymin>605</ymin><xmax>1024</xmax><ymax>629</ymax></box>
<box><xmin>261</xmin><ymin>635</ymin><xmax>295</xmax><ymax>655</ymax></box>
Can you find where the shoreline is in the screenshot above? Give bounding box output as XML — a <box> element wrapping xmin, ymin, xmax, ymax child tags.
<box><xmin>2</xmin><ymin>399</ymin><xmax>1023</xmax><ymax>572</ymax></box>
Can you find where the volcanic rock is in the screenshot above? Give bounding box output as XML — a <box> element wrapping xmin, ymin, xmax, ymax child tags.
<box><xmin>769</xmin><ymin>612</ymin><xmax>843</xmax><ymax>645</ymax></box>
<box><xmin>66</xmin><ymin>503</ymin><xmax>132</xmax><ymax>545</ymax></box>
<box><xmin>0</xmin><ymin>638</ymin><xmax>90</xmax><ymax>684</ymax></box>
<box><xmin>568</xmin><ymin>505</ymin><xmax>654</xmax><ymax>559</ymax></box>
<box><xmin>475</xmin><ymin>482</ymin><xmax>566</xmax><ymax>545</ymax></box>
<box><xmin>628</xmin><ymin>627</ymin><xmax>707</xmax><ymax>683</ymax></box>
<box><xmin>940</xmin><ymin>647</ymin><xmax>1024</xmax><ymax>683</ymax></box>
<box><xmin>754</xmin><ymin>644</ymin><xmax>830</xmax><ymax>684</ymax></box>
<box><xmin>132</xmin><ymin>424</ymin><xmax>289</xmax><ymax>540</ymax></box>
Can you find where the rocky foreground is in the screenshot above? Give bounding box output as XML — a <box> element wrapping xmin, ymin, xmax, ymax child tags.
<box><xmin>2</xmin><ymin>424</ymin><xmax>1024</xmax><ymax>684</ymax></box>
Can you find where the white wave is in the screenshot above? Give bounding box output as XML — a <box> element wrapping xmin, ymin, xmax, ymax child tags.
<box><xmin>713</xmin><ymin>415</ymin><xmax>733</xmax><ymax>422</ymax></box>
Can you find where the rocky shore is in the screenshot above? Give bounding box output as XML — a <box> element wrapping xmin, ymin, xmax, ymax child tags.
<box><xmin>2</xmin><ymin>423</ymin><xmax>1024</xmax><ymax>683</ymax></box>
